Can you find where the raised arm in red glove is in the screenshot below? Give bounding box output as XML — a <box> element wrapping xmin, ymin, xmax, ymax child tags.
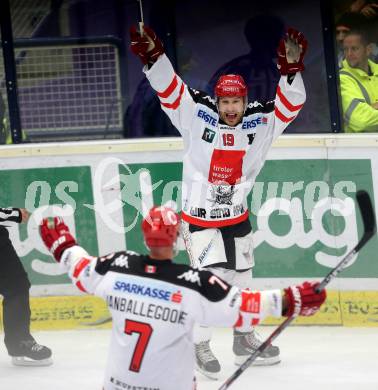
<box><xmin>130</xmin><ymin>25</ymin><xmax>164</xmax><ymax>66</ymax></box>
<box><xmin>277</xmin><ymin>27</ymin><xmax>308</xmax><ymax>75</ymax></box>
<box><xmin>39</xmin><ymin>217</ymin><xmax>76</xmax><ymax>262</ymax></box>
<box><xmin>283</xmin><ymin>281</ymin><xmax>326</xmax><ymax>317</ymax></box>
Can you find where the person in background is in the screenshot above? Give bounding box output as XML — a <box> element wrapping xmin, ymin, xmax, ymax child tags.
<box><xmin>340</xmin><ymin>29</ymin><xmax>378</xmax><ymax>132</ymax></box>
<box><xmin>334</xmin><ymin>0</ymin><xmax>378</xmax><ymax>64</ymax></box>
<box><xmin>0</xmin><ymin>93</ymin><xmax>28</xmax><ymax>144</ymax></box>
<box><xmin>39</xmin><ymin>207</ymin><xmax>326</xmax><ymax>390</ymax></box>
<box><xmin>349</xmin><ymin>0</ymin><xmax>378</xmax><ymax>18</ymax></box>
<box><xmin>335</xmin><ymin>12</ymin><xmax>369</xmax><ymax>67</ymax></box>
<box><xmin>0</xmin><ymin>207</ymin><xmax>52</xmax><ymax>366</ymax></box>
<box><xmin>334</xmin><ymin>0</ymin><xmax>378</xmax><ymax>19</ymax></box>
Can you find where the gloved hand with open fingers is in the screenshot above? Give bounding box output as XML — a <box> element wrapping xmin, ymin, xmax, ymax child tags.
<box><xmin>40</xmin><ymin>217</ymin><xmax>77</xmax><ymax>262</ymax></box>
<box><xmin>130</xmin><ymin>25</ymin><xmax>164</xmax><ymax>65</ymax></box>
<box><xmin>277</xmin><ymin>27</ymin><xmax>308</xmax><ymax>75</ymax></box>
<box><xmin>283</xmin><ymin>281</ymin><xmax>326</xmax><ymax>317</ymax></box>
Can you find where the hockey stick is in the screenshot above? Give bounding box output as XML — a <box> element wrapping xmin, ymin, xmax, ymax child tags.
<box><xmin>218</xmin><ymin>190</ymin><xmax>376</xmax><ymax>390</ymax></box>
<box><xmin>315</xmin><ymin>190</ymin><xmax>376</xmax><ymax>292</ymax></box>
<box><xmin>137</xmin><ymin>0</ymin><xmax>144</xmax><ymax>34</ymax></box>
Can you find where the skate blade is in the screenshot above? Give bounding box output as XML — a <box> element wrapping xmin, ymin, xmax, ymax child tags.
<box><xmin>234</xmin><ymin>355</ymin><xmax>281</xmax><ymax>367</ymax></box>
<box><xmin>12</xmin><ymin>356</ymin><xmax>53</xmax><ymax>367</ymax></box>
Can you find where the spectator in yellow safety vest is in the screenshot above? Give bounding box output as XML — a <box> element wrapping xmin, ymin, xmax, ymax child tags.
<box><xmin>0</xmin><ymin>117</ymin><xmax>13</xmax><ymax>145</ymax></box>
<box><xmin>0</xmin><ymin>117</ymin><xmax>27</xmax><ymax>144</ymax></box>
<box><xmin>340</xmin><ymin>29</ymin><xmax>378</xmax><ymax>132</ymax></box>
<box><xmin>0</xmin><ymin>94</ymin><xmax>27</xmax><ymax>144</ymax></box>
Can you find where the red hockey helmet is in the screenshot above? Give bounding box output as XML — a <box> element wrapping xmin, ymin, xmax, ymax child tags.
<box><xmin>214</xmin><ymin>74</ymin><xmax>247</xmax><ymax>98</ymax></box>
<box><xmin>142</xmin><ymin>206</ymin><xmax>180</xmax><ymax>248</ymax></box>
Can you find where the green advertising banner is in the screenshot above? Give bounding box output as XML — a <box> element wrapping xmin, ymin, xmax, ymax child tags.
<box><xmin>120</xmin><ymin>159</ymin><xmax>377</xmax><ymax>278</ymax></box>
<box><xmin>0</xmin><ymin>166</ymin><xmax>97</xmax><ymax>285</ymax></box>
<box><xmin>250</xmin><ymin>159</ymin><xmax>376</xmax><ymax>277</ymax></box>
<box><xmin>1</xmin><ymin>159</ymin><xmax>376</xmax><ymax>287</ymax></box>
<box><xmin>0</xmin><ymin>148</ymin><xmax>377</xmax><ymax>328</ymax></box>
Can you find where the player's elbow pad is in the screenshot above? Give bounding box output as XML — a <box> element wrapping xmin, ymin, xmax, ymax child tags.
<box><xmin>60</xmin><ymin>246</ymin><xmax>95</xmax><ymax>292</ymax></box>
<box><xmin>234</xmin><ymin>289</ymin><xmax>282</xmax><ymax>332</ymax></box>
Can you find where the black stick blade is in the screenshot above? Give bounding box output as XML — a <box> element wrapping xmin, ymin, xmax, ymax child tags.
<box><xmin>356</xmin><ymin>190</ymin><xmax>376</xmax><ymax>236</ymax></box>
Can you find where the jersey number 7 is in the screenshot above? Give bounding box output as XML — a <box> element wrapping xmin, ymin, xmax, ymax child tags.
<box><xmin>124</xmin><ymin>319</ymin><xmax>153</xmax><ymax>372</ymax></box>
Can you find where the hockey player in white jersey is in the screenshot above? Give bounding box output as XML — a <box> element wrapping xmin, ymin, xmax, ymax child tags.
<box><xmin>130</xmin><ymin>25</ymin><xmax>308</xmax><ymax>377</ymax></box>
<box><xmin>39</xmin><ymin>206</ymin><xmax>325</xmax><ymax>390</ymax></box>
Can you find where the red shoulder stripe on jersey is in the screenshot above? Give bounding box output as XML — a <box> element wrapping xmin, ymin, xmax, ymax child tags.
<box><xmin>157</xmin><ymin>75</ymin><xmax>178</xmax><ymax>99</ymax></box>
<box><xmin>274</xmin><ymin>106</ymin><xmax>295</xmax><ymax>123</ymax></box>
<box><xmin>181</xmin><ymin>210</ymin><xmax>249</xmax><ymax>227</ymax></box>
<box><xmin>73</xmin><ymin>258</ymin><xmax>91</xmax><ymax>278</ymax></box>
<box><xmin>160</xmin><ymin>83</ymin><xmax>185</xmax><ymax>110</ymax></box>
<box><xmin>276</xmin><ymin>85</ymin><xmax>304</xmax><ymax>112</ymax></box>
<box><xmin>76</xmin><ymin>280</ymin><xmax>87</xmax><ymax>293</ymax></box>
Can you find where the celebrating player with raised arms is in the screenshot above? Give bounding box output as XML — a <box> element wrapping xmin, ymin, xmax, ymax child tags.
<box><xmin>130</xmin><ymin>24</ymin><xmax>307</xmax><ymax>377</ymax></box>
<box><xmin>39</xmin><ymin>207</ymin><xmax>325</xmax><ymax>390</ymax></box>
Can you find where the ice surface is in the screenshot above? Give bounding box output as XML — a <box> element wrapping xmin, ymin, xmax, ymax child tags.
<box><xmin>1</xmin><ymin>326</ymin><xmax>377</xmax><ymax>390</ymax></box>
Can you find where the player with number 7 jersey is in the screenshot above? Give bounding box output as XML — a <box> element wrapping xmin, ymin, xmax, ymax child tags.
<box><xmin>39</xmin><ymin>207</ymin><xmax>325</xmax><ymax>390</ymax></box>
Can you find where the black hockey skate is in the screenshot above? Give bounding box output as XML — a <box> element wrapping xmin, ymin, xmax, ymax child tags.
<box><xmin>194</xmin><ymin>340</ymin><xmax>220</xmax><ymax>380</ymax></box>
<box><xmin>10</xmin><ymin>339</ymin><xmax>53</xmax><ymax>367</ymax></box>
<box><xmin>233</xmin><ymin>329</ymin><xmax>280</xmax><ymax>366</ymax></box>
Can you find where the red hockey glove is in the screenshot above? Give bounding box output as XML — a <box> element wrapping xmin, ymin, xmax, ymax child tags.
<box><xmin>39</xmin><ymin>217</ymin><xmax>76</xmax><ymax>262</ymax></box>
<box><xmin>284</xmin><ymin>281</ymin><xmax>326</xmax><ymax>317</ymax></box>
<box><xmin>277</xmin><ymin>27</ymin><xmax>308</xmax><ymax>75</ymax></box>
<box><xmin>130</xmin><ymin>25</ymin><xmax>164</xmax><ymax>65</ymax></box>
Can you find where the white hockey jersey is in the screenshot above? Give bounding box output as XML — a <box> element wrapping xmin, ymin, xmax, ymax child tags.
<box><xmin>60</xmin><ymin>247</ymin><xmax>282</xmax><ymax>390</ymax></box>
<box><xmin>0</xmin><ymin>208</ymin><xmax>22</xmax><ymax>224</ymax></box>
<box><xmin>145</xmin><ymin>54</ymin><xmax>306</xmax><ymax>228</ymax></box>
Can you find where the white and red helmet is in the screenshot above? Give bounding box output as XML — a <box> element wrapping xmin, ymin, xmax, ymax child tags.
<box><xmin>214</xmin><ymin>74</ymin><xmax>247</xmax><ymax>98</ymax></box>
<box><xmin>141</xmin><ymin>206</ymin><xmax>180</xmax><ymax>248</ymax></box>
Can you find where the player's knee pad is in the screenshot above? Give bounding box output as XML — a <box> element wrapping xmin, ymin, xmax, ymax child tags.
<box><xmin>189</xmin><ymin>229</ymin><xmax>227</xmax><ymax>268</ymax></box>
